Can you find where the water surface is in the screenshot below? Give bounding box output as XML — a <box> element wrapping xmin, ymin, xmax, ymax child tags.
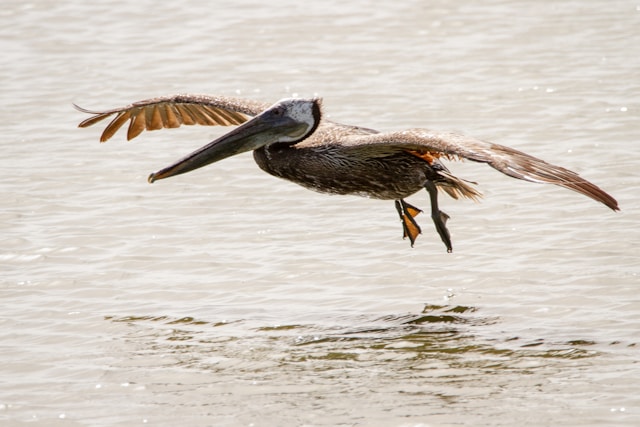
<box><xmin>1</xmin><ymin>0</ymin><xmax>639</xmax><ymax>426</ymax></box>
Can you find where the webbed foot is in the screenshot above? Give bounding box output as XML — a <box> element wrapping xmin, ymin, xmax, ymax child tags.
<box><xmin>395</xmin><ymin>199</ymin><xmax>422</xmax><ymax>247</ymax></box>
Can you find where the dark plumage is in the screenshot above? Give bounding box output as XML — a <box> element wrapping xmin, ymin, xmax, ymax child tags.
<box><xmin>75</xmin><ymin>94</ymin><xmax>619</xmax><ymax>251</ymax></box>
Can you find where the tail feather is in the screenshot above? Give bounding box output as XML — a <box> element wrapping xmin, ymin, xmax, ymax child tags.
<box><xmin>436</xmin><ymin>169</ymin><xmax>483</xmax><ymax>201</ymax></box>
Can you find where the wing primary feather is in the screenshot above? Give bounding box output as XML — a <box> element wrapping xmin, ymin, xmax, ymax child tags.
<box><xmin>200</xmin><ymin>106</ymin><xmax>228</xmax><ymax>125</ymax></box>
<box><xmin>76</xmin><ymin>111</ymin><xmax>112</xmax><ymax>129</ymax></box>
<box><xmin>184</xmin><ymin>104</ymin><xmax>215</xmax><ymax>126</ymax></box>
<box><xmin>175</xmin><ymin>104</ymin><xmax>197</xmax><ymax>125</ymax></box>
<box><xmin>215</xmin><ymin>109</ymin><xmax>249</xmax><ymax>126</ymax></box>
<box><xmin>163</xmin><ymin>104</ymin><xmax>182</xmax><ymax>128</ymax></box>
<box><xmin>147</xmin><ymin>105</ymin><xmax>164</xmax><ymax>131</ymax></box>
<box><xmin>127</xmin><ymin>110</ymin><xmax>147</xmax><ymax>140</ymax></box>
<box><xmin>100</xmin><ymin>111</ymin><xmax>132</xmax><ymax>142</ymax></box>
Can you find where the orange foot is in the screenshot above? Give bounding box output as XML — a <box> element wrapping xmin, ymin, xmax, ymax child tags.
<box><xmin>395</xmin><ymin>199</ymin><xmax>423</xmax><ymax>247</ymax></box>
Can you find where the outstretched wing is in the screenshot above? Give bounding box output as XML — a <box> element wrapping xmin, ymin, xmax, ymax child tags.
<box><xmin>344</xmin><ymin>128</ymin><xmax>619</xmax><ymax>211</ymax></box>
<box><xmin>75</xmin><ymin>94</ymin><xmax>271</xmax><ymax>142</ymax></box>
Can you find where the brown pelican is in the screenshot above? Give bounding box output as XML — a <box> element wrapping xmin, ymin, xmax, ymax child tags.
<box><xmin>75</xmin><ymin>94</ymin><xmax>619</xmax><ymax>251</ymax></box>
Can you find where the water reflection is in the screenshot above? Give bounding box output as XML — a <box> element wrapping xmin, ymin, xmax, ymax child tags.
<box><xmin>106</xmin><ymin>303</ymin><xmax>598</xmax><ymax>377</ymax></box>
<box><xmin>97</xmin><ymin>304</ymin><xmax>617</xmax><ymax>424</ymax></box>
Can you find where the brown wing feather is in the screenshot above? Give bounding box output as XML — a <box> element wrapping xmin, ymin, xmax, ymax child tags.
<box><xmin>344</xmin><ymin>129</ymin><xmax>619</xmax><ymax>211</ymax></box>
<box><xmin>160</xmin><ymin>103</ymin><xmax>182</xmax><ymax>128</ymax></box>
<box><xmin>74</xmin><ymin>94</ymin><xmax>271</xmax><ymax>142</ymax></box>
<box><xmin>177</xmin><ymin>104</ymin><xmax>201</xmax><ymax>126</ymax></box>
<box><xmin>101</xmin><ymin>111</ymin><xmax>132</xmax><ymax>142</ymax></box>
<box><xmin>128</xmin><ymin>111</ymin><xmax>147</xmax><ymax>140</ymax></box>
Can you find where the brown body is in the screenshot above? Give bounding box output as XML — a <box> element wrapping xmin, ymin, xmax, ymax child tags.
<box><xmin>253</xmin><ymin>123</ymin><xmax>452</xmax><ymax>200</ymax></box>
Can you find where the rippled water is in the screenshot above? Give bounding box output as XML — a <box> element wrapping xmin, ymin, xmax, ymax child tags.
<box><xmin>1</xmin><ymin>0</ymin><xmax>639</xmax><ymax>426</ymax></box>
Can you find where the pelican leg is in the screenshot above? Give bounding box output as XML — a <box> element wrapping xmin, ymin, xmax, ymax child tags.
<box><xmin>424</xmin><ymin>181</ymin><xmax>453</xmax><ymax>253</ymax></box>
<box><xmin>395</xmin><ymin>199</ymin><xmax>422</xmax><ymax>247</ymax></box>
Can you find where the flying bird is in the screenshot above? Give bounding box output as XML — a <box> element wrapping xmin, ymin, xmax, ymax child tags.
<box><xmin>75</xmin><ymin>94</ymin><xmax>619</xmax><ymax>251</ymax></box>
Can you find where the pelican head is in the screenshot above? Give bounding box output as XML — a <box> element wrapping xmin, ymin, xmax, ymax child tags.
<box><xmin>148</xmin><ymin>97</ymin><xmax>322</xmax><ymax>183</ymax></box>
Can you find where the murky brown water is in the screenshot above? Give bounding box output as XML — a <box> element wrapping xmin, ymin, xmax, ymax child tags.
<box><xmin>1</xmin><ymin>0</ymin><xmax>639</xmax><ymax>426</ymax></box>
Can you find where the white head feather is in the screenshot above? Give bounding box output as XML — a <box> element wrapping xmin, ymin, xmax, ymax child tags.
<box><xmin>264</xmin><ymin>98</ymin><xmax>321</xmax><ymax>142</ymax></box>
